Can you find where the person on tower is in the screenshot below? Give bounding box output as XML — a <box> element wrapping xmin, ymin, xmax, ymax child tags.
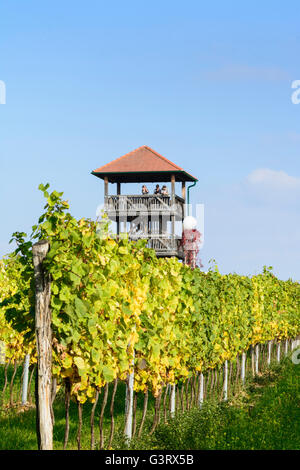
<box><xmin>161</xmin><ymin>185</ymin><xmax>169</xmax><ymax>195</ymax></box>
<box><xmin>154</xmin><ymin>184</ymin><xmax>161</xmax><ymax>194</ymax></box>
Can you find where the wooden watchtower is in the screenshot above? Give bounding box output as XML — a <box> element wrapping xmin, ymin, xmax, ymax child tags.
<box><xmin>92</xmin><ymin>145</ymin><xmax>198</xmax><ymax>259</ymax></box>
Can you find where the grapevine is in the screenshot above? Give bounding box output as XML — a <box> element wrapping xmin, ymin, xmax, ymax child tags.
<box><xmin>0</xmin><ymin>184</ymin><xmax>299</xmax><ymax>407</ymax></box>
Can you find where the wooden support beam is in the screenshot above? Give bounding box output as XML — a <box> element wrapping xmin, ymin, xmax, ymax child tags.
<box><xmin>104</xmin><ymin>176</ymin><xmax>109</xmax><ymax>198</ymax></box>
<box><xmin>171</xmin><ymin>174</ymin><xmax>175</xmax><ymax>239</ymax></box>
<box><xmin>181</xmin><ymin>181</ymin><xmax>186</xmax><ymax>201</ymax></box>
<box><xmin>32</xmin><ymin>240</ymin><xmax>53</xmax><ymax>450</ymax></box>
<box><xmin>182</xmin><ymin>181</ymin><xmax>186</xmax><ymax>219</ymax></box>
<box><xmin>171</xmin><ymin>174</ymin><xmax>175</xmax><ymax>201</ymax></box>
<box><xmin>116</xmin><ymin>183</ymin><xmax>121</xmax><ymax>235</ymax></box>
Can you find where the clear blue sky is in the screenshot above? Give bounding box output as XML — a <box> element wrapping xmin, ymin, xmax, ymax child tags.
<box><xmin>1</xmin><ymin>1</ymin><xmax>300</xmax><ymax>280</ymax></box>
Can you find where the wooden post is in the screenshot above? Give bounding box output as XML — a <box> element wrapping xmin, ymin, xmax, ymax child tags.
<box><xmin>255</xmin><ymin>344</ymin><xmax>259</xmax><ymax>374</ymax></box>
<box><xmin>182</xmin><ymin>181</ymin><xmax>186</xmax><ymax>219</ymax></box>
<box><xmin>251</xmin><ymin>345</ymin><xmax>255</xmax><ymax>376</ymax></box>
<box><xmin>181</xmin><ymin>181</ymin><xmax>186</xmax><ymax>201</ymax></box>
<box><xmin>267</xmin><ymin>340</ymin><xmax>272</xmax><ymax>365</ymax></box>
<box><xmin>116</xmin><ymin>182</ymin><xmax>121</xmax><ymax>235</ymax></box>
<box><xmin>241</xmin><ymin>351</ymin><xmax>246</xmax><ymax>384</ymax></box>
<box><xmin>21</xmin><ymin>354</ymin><xmax>30</xmax><ymax>405</ymax></box>
<box><xmin>32</xmin><ymin>240</ymin><xmax>53</xmax><ymax>450</ymax></box>
<box><xmin>198</xmin><ymin>373</ymin><xmax>204</xmax><ymax>408</ymax></box>
<box><xmin>277</xmin><ymin>341</ymin><xmax>281</xmax><ymax>363</ymax></box>
<box><xmin>171</xmin><ymin>174</ymin><xmax>175</xmax><ymax>243</ymax></box>
<box><xmin>124</xmin><ymin>350</ymin><xmax>135</xmax><ymax>441</ymax></box>
<box><xmin>104</xmin><ymin>176</ymin><xmax>109</xmax><ymax>197</ymax></box>
<box><xmin>223</xmin><ymin>360</ymin><xmax>228</xmax><ymax>401</ymax></box>
<box><xmin>170</xmin><ymin>384</ymin><xmax>176</xmax><ymax>417</ymax></box>
<box><xmin>285</xmin><ymin>339</ymin><xmax>289</xmax><ymax>356</ymax></box>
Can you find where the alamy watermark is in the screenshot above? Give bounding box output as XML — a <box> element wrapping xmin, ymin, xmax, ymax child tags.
<box><xmin>0</xmin><ymin>80</ymin><xmax>6</xmax><ymax>104</ymax></box>
<box><xmin>291</xmin><ymin>348</ymin><xmax>300</xmax><ymax>365</ymax></box>
<box><xmin>95</xmin><ymin>200</ymin><xmax>205</xmax><ymax>248</ymax></box>
<box><xmin>291</xmin><ymin>80</ymin><xmax>300</xmax><ymax>104</ymax></box>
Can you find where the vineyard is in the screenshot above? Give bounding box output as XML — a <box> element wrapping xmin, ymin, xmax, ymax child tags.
<box><xmin>0</xmin><ymin>185</ymin><xmax>300</xmax><ymax>450</ymax></box>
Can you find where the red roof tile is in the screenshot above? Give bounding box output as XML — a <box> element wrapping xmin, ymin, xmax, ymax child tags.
<box><xmin>92</xmin><ymin>145</ymin><xmax>198</xmax><ymax>182</ymax></box>
<box><xmin>93</xmin><ymin>145</ymin><xmax>183</xmax><ymax>173</ymax></box>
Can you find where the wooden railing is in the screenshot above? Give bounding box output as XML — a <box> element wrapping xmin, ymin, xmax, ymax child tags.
<box><xmin>105</xmin><ymin>194</ymin><xmax>184</xmax><ymax>216</ymax></box>
<box><xmin>104</xmin><ymin>195</ymin><xmax>185</xmax><ymax>258</ymax></box>
<box><xmin>128</xmin><ymin>233</ymin><xmax>183</xmax><ymax>258</ymax></box>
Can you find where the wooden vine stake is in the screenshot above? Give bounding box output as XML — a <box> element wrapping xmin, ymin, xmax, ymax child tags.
<box><xmin>255</xmin><ymin>344</ymin><xmax>259</xmax><ymax>375</ymax></box>
<box><xmin>241</xmin><ymin>351</ymin><xmax>246</xmax><ymax>384</ymax></box>
<box><xmin>170</xmin><ymin>384</ymin><xmax>176</xmax><ymax>418</ymax></box>
<box><xmin>21</xmin><ymin>354</ymin><xmax>30</xmax><ymax>405</ymax></box>
<box><xmin>267</xmin><ymin>340</ymin><xmax>272</xmax><ymax>365</ymax></box>
<box><xmin>33</xmin><ymin>240</ymin><xmax>53</xmax><ymax>450</ymax></box>
<box><xmin>284</xmin><ymin>339</ymin><xmax>289</xmax><ymax>356</ymax></box>
<box><xmin>124</xmin><ymin>350</ymin><xmax>135</xmax><ymax>441</ymax></box>
<box><xmin>198</xmin><ymin>373</ymin><xmax>204</xmax><ymax>408</ymax></box>
<box><xmin>223</xmin><ymin>360</ymin><xmax>228</xmax><ymax>402</ymax></box>
<box><xmin>251</xmin><ymin>346</ymin><xmax>255</xmax><ymax>376</ymax></box>
<box><xmin>276</xmin><ymin>341</ymin><xmax>281</xmax><ymax>363</ymax></box>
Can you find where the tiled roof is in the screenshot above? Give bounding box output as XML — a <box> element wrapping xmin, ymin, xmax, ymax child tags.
<box><xmin>93</xmin><ymin>145</ymin><xmax>183</xmax><ymax>173</ymax></box>
<box><xmin>92</xmin><ymin>145</ymin><xmax>198</xmax><ymax>182</ymax></box>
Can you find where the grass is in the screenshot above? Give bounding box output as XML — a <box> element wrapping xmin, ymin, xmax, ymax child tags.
<box><xmin>0</xmin><ymin>357</ymin><xmax>299</xmax><ymax>450</ymax></box>
<box><xmin>0</xmin><ymin>367</ymin><xmax>158</xmax><ymax>450</ymax></box>
<box><xmin>135</xmin><ymin>359</ymin><xmax>300</xmax><ymax>450</ymax></box>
